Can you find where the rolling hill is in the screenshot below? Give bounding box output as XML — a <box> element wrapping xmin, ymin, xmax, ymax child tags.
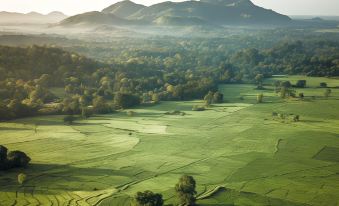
<box><xmin>0</xmin><ymin>11</ymin><xmax>67</xmax><ymax>24</ymax></box>
<box><xmin>59</xmin><ymin>0</ymin><xmax>291</xmax><ymax>27</ymax></box>
<box><xmin>101</xmin><ymin>0</ymin><xmax>146</xmax><ymax>18</ymax></box>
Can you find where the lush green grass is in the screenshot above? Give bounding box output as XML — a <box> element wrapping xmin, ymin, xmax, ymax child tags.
<box><xmin>1</xmin><ymin>76</ymin><xmax>339</xmax><ymax>206</ymax></box>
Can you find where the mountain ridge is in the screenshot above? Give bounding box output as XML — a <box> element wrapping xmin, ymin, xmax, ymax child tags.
<box><xmin>59</xmin><ymin>0</ymin><xmax>291</xmax><ymax>27</ymax></box>
<box><xmin>0</xmin><ymin>11</ymin><xmax>68</xmax><ymax>24</ymax></box>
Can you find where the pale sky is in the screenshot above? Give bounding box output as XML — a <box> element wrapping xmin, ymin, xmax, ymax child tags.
<box><xmin>0</xmin><ymin>0</ymin><xmax>338</xmax><ymax>16</ymax></box>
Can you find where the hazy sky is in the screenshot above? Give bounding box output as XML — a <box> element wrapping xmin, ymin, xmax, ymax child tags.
<box><xmin>0</xmin><ymin>0</ymin><xmax>338</xmax><ymax>16</ymax></box>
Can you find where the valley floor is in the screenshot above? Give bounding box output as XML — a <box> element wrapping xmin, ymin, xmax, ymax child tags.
<box><xmin>1</xmin><ymin>77</ymin><xmax>339</xmax><ymax>206</ymax></box>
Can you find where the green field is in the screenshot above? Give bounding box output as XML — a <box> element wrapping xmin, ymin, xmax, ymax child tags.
<box><xmin>1</xmin><ymin>76</ymin><xmax>339</xmax><ymax>206</ymax></box>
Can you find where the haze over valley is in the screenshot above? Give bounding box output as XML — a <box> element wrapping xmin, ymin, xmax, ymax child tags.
<box><xmin>0</xmin><ymin>1</ymin><xmax>339</xmax><ymax>206</ymax></box>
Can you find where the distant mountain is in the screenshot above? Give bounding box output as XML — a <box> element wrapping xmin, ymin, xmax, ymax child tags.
<box><xmin>102</xmin><ymin>0</ymin><xmax>145</xmax><ymax>18</ymax></box>
<box><xmin>0</xmin><ymin>11</ymin><xmax>68</xmax><ymax>24</ymax></box>
<box><xmin>59</xmin><ymin>11</ymin><xmax>128</xmax><ymax>26</ymax></box>
<box><xmin>59</xmin><ymin>0</ymin><xmax>291</xmax><ymax>27</ymax></box>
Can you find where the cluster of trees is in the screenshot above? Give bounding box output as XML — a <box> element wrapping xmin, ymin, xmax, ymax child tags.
<box><xmin>230</xmin><ymin>41</ymin><xmax>339</xmax><ymax>77</ymax></box>
<box><xmin>0</xmin><ymin>74</ymin><xmax>56</xmax><ymax>120</ymax></box>
<box><xmin>1</xmin><ymin>36</ymin><xmax>338</xmax><ymax>120</ymax></box>
<box><xmin>0</xmin><ymin>145</ymin><xmax>31</xmax><ymax>170</ymax></box>
<box><xmin>133</xmin><ymin>175</ymin><xmax>197</xmax><ymax>206</ymax></box>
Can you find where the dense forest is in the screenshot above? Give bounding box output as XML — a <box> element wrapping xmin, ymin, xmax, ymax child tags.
<box><xmin>0</xmin><ymin>35</ymin><xmax>338</xmax><ymax>120</ymax></box>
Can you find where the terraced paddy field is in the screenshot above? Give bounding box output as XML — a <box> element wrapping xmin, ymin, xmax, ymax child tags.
<box><xmin>1</xmin><ymin>76</ymin><xmax>339</xmax><ymax>206</ymax></box>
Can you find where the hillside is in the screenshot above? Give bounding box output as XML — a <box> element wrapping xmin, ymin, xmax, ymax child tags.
<box><xmin>101</xmin><ymin>0</ymin><xmax>145</xmax><ymax>18</ymax></box>
<box><xmin>59</xmin><ymin>0</ymin><xmax>291</xmax><ymax>27</ymax></box>
<box><xmin>59</xmin><ymin>11</ymin><xmax>129</xmax><ymax>26</ymax></box>
<box><xmin>0</xmin><ymin>11</ymin><xmax>67</xmax><ymax>24</ymax></box>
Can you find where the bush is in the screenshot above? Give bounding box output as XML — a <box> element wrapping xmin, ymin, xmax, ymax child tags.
<box><xmin>7</xmin><ymin>151</ymin><xmax>31</xmax><ymax>168</ymax></box>
<box><xmin>175</xmin><ymin>175</ymin><xmax>197</xmax><ymax>206</ymax></box>
<box><xmin>18</xmin><ymin>173</ymin><xmax>27</xmax><ymax>185</ymax></box>
<box><xmin>257</xmin><ymin>93</ymin><xmax>264</xmax><ymax>103</ymax></box>
<box><xmin>63</xmin><ymin>115</ymin><xmax>75</xmax><ymax>125</ymax></box>
<box><xmin>320</xmin><ymin>82</ymin><xmax>327</xmax><ymax>88</ymax></box>
<box><xmin>295</xmin><ymin>80</ymin><xmax>306</xmax><ymax>88</ymax></box>
<box><xmin>127</xmin><ymin>111</ymin><xmax>136</xmax><ymax>117</ymax></box>
<box><xmin>134</xmin><ymin>190</ymin><xmax>164</xmax><ymax>206</ymax></box>
<box><xmin>165</xmin><ymin>110</ymin><xmax>186</xmax><ymax>116</ymax></box>
<box><xmin>192</xmin><ymin>105</ymin><xmax>205</xmax><ymax>111</ymax></box>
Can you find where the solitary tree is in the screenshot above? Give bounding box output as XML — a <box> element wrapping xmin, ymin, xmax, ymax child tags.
<box><xmin>296</xmin><ymin>80</ymin><xmax>306</xmax><ymax>88</ymax></box>
<box><xmin>324</xmin><ymin>89</ymin><xmax>332</xmax><ymax>98</ymax></box>
<box><xmin>175</xmin><ymin>175</ymin><xmax>197</xmax><ymax>206</ymax></box>
<box><xmin>257</xmin><ymin>93</ymin><xmax>264</xmax><ymax>103</ymax></box>
<box><xmin>204</xmin><ymin>91</ymin><xmax>214</xmax><ymax>106</ymax></box>
<box><xmin>18</xmin><ymin>173</ymin><xmax>27</xmax><ymax>185</ymax></box>
<box><xmin>255</xmin><ymin>74</ymin><xmax>264</xmax><ymax>89</ymax></box>
<box><xmin>63</xmin><ymin>115</ymin><xmax>75</xmax><ymax>125</ymax></box>
<box><xmin>133</xmin><ymin>190</ymin><xmax>164</xmax><ymax>206</ymax></box>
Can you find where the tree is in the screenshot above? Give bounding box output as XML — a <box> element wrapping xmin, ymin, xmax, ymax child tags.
<box><xmin>18</xmin><ymin>173</ymin><xmax>27</xmax><ymax>185</ymax></box>
<box><xmin>81</xmin><ymin>107</ymin><xmax>92</xmax><ymax>119</ymax></box>
<box><xmin>175</xmin><ymin>175</ymin><xmax>197</xmax><ymax>206</ymax></box>
<box><xmin>296</xmin><ymin>80</ymin><xmax>306</xmax><ymax>88</ymax></box>
<box><xmin>257</xmin><ymin>93</ymin><xmax>264</xmax><ymax>103</ymax></box>
<box><xmin>92</xmin><ymin>96</ymin><xmax>113</xmax><ymax>114</ymax></box>
<box><xmin>114</xmin><ymin>92</ymin><xmax>140</xmax><ymax>109</ymax></box>
<box><xmin>63</xmin><ymin>115</ymin><xmax>75</xmax><ymax>125</ymax></box>
<box><xmin>212</xmin><ymin>92</ymin><xmax>223</xmax><ymax>103</ymax></box>
<box><xmin>204</xmin><ymin>91</ymin><xmax>214</xmax><ymax>106</ymax></box>
<box><xmin>134</xmin><ymin>190</ymin><xmax>164</xmax><ymax>206</ymax></box>
<box><xmin>320</xmin><ymin>82</ymin><xmax>327</xmax><ymax>88</ymax></box>
<box><xmin>255</xmin><ymin>74</ymin><xmax>264</xmax><ymax>89</ymax></box>
<box><xmin>299</xmin><ymin>93</ymin><xmax>304</xmax><ymax>99</ymax></box>
<box><xmin>0</xmin><ymin>145</ymin><xmax>8</xmax><ymax>170</ymax></box>
<box><xmin>324</xmin><ymin>88</ymin><xmax>332</xmax><ymax>98</ymax></box>
<box><xmin>7</xmin><ymin>151</ymin><xmax>31</xmax><ymax>168</ymax></box>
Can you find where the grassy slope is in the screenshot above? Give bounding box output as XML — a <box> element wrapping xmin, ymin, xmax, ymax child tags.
<box><xmin>0</xmin><ymin>76</ymin><xmax>339</xmax><ymax>206</ymax></box>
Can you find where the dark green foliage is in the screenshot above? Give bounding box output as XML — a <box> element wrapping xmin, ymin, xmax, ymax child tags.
<box><xmin>6</xmin><ymin>150</ymin><xmax>31</xmax><ymax>168</ymax></box>
<box><xmin>299</xmin><ymin>93</ymin><xmax>304</xmax><ymax>99</ymax></box>
<box><xmin>0</xmin><ymin>145</ymin><xmax>8</xmax><ymax>170</ymax></box>
<box><xmin>213</xmin><ymin>92</ymin><xmax>224</xmax><ymax>103</ymax></box>
<box><xmin>192</xmin><ymin>105</ymin><xmax>206</xmax><ymax>111</ymax></box>
<box><xmin>63</xmin><ymin>115</ymin><xmax>76</xmax><ymax>125</ymax></box>
<box><xmin>257</xmin><ymin>93</ymin><xmax>264</xmax><ymax>103</ymax></box>
<box><xmin>0</xmin><ymin>145</ymin><xmax>31</xmax><ymax>170</ymax></box>
<box><xmin>295</xmin><ymin>80</ymin><xmax>306</xmax><ymax>88</ymax></box>
<box><xmin>324</xmin><ymin>88</ymin><xmax>332</xmax><ymax>98</ymax></box>
<box><xmin>114</xmin><ymin>92</ymin><xmax>140</xmax><ymax>109</ymax></box>
<box><xmin>320</xmin><ymin>82</ymin><xmax>327</xmax><ymax>88</ymax></box>
<box><xmin>81</xmin><ymin>107</ymin><xmax>92</xmax><ymax>119</ymax></box>
<box><xmin>0</xmin><ymin>45</ymin><xmax>100</xmax><ymax>85</ymax></box>
<box><xmin>175</xmin><ymin>175</ymin><xmax>197</xmax><ymax>206</ymax></box>
<box><xmin>134</xmin><ymin>190</ymin><xmax>164</xmax><ymax>206</ymax></box>
<box><xmin>92</xmin><ymin>96</ymin><xmax>114</xmax><ymax>114</ymax></box>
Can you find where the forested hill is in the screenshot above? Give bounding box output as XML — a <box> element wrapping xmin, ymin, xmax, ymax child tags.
<box><xmin>59</xmin><ymin>0</ymin><xmax>291</xmax><ymax>27</ymax></box>
<box><xmin>0</xmin><ymin>45</ymin><xmax>102</xmax><ymax>86</ymax></box>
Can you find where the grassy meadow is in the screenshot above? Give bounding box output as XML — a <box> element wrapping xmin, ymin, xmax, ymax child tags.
<box><xmin>1</xmin><ymin>76</ymin><xmax>339</xmax><ymax>206</ymax></box>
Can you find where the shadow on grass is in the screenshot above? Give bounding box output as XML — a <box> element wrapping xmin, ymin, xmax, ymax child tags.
<box><xmin>0</xmin><ymin>127</ymin><xmax>31</xmax><ymax>131</ymax></box>
<box><xmin>0</xmin><ymin>163</ymin><xmax>144</xmax><ymax>194</ymax></box>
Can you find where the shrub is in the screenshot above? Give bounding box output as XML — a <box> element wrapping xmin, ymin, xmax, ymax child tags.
<box><xmin>175</xmin><ymin>175</ymin><xmax>197</xmax><ymax>206</ymax></box>
<box><xmin>257</xmin><ymin>93</ymin><xmax>264</xmax><ymax>103</ymax></box>
<box><xmin>298</xmin><ymin>93</ymin><xmax>304</xmax><ymax>99</ymax></box>
<box><xmin>293</xmin><ymin>115</ymin><xmax>300</xmax><ymax>122</ymax></box>
<box><xmin>127</xmin><ymin>111</ymin><xmax>136</xmax><ymax>117</ymax></box>
<box><xmin>320</xmin><ymin>82</ymin><xmax>327</xmax><ymax>88</ymax></box>
<box><xmin>7</xmin><ymin>151</ymin><xmax>31</xmax><ymax>168</ymax></box>
<box><xmin>295</xmin><ymin>80</ymin><xmax>306</xmax><ymax>88</ymax></box>
<box><xmin>134</xmin><ymin>190</ymin><xmax>164</xmax><ymax>206</ymax></box>
<box><xmin>165</xmin><ymin>110</ymin><xmax>186</xmax><ymax>116</ymax></box>
<box><xmin>18</xmin><ymin>173</ymin><xmax>27</xmax><ymax>185</ymax></box>
<box><xmin>192</xmin><ymin>105</ymin><xmax>206</xmax><ymax>111</ymax></box>
<box><xmin>63</xmin><ymin>115</ymin><xmax>75</xmax><ymax>125</ymax></box>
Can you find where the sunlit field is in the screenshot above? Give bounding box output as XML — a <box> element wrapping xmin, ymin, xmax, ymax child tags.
<box><xmin>1</xmin><ymin>76</ymin><xmax>339</xmax><ymax>206</ymax></box>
